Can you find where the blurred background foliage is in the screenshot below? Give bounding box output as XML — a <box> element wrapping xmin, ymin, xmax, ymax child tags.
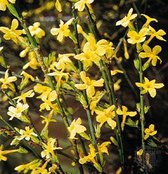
<box><xmin>0</xmin><ymin>0</ymin><xmax>168</xmax><ymax>173</ymax></box>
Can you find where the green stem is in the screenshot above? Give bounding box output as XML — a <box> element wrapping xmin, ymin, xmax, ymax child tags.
<box><xmin>114</xmin><ymin>33</ymin><xmax>138</xmax><ymax>100</ymax></box>
<box><xmin>138</xmin><ymin>57</ymin><xmax>146</xmax><ymax>171</ymax></box>
<box><xmin>101</xmin><ymin>61</ymin><xmax>125</xmax><ymax>170</ymax></box>
<box><xmin>72</xmin><ymin>4</ymin><xmax>97</xmax><ymax>149</ymax></box>
<box><xmin>85</xmin><ymin>5</ymin><xmax>125</xmax><ymax>172</ymax></box>
<box><xmin>118</xmin><ymin>63</ymin><xmax>138</xmax><ymax>100</ymax></box>
<box><xmin>85</xmin><ymin>96</ymin><xmax>96</xmax><ymax>146</ymax></box>
<box><xmin>72</xmin><ymin>30</ymin><xmax>97</xmax><ymax>151</ymax></box>
<box><xmin>71</xmin><ymin>7</ymin><xmax>100</xmax><ymax>173</ymax></box>
<box><xmin>85</xmin><ymin>5</ymin><xmax>100</xmax><ymax>40</ymax></box>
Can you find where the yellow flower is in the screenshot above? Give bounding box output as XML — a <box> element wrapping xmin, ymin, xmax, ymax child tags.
<box><xmin>23</xmin><ymin>51</ymin><xmax>39</xmax><ymax>70</ymax></box>
<box><xmin>141</xmin><ymin>14</ymin><xmax>158</xmax><ymax>27</ymax></box>
<box><xmin>0</xmin><ymin>69</ymin><xmax>17</xmax><ymax>91</ymax></box>
<box><xmin>40</xmin><ymin>100</ymin><xmax>58</xmax><ymax>112</ymax></box>
<box><xmin>75</xmin><ymin>34</ymin><xmax>114</xmax><ymax>69</ymax></box>
<box><xmin>127</xmin><ymin>28</ymin><xmax>148</xmax><ymax>44</ymax></box>
<box><xmin>136</xmin><ymin>77</ymin><xmax>164</xmax><ymax>98</ymax></box>
<box><xmin>0</xmin><ymin>19</ymin><xmax>24</xmax><ymax>44</ymax></box>
<box><xmin>89</xmin><ymin>91</ymin><xmax>105</xmax><ymax>114</ymax></box>
<box><xmin>86</xmin><ymin>34</ymin><xmax>113</xmax><ymax>56</ymax></box>
<box><xmin>95</xmin><ymin>105</ymin><xmax>116</xmax><ymax>129</ymax></box>
<box><xmin>75</xmin><ymin>0</ymin><xmax>94</xmax><ymax>12</ymax></box>
<box><xmin>144</xmin><ymin>124</ymin><xmax>157</xmax><ymax>140</ymax></box>
<box><xmin>79</xmin><ymin>142</ymin><xmax>109</xmax><ymax>171</ymax></box>
<box><xmin>14</xmin><ymin>90</ymin><xmax>35</xmax><ymax>103</ymax></box>
<box><xmin>98</xmin><ymin>141</ymin><xmax>111</xmax><ymax>155</ymax></box>
<box><xmin>15</xmin><ymin>159</ymin><xmax>42</xmax><ymax>173</ymax></box>
<box><xmin>41</xmin><ymin>110</ymin><xmax>56</xmax><ymax>130</ymax></box>
<box><xmin>114</xmin><ymin>79</ymin><xmax>122</xmax><ymax>91</ymax></box>
<box><xmin>148</xmin><ymin>25</ymin><xmax>166</xmax><ymax>42</ymax></box>
<box><xmin>68</xmin><ymin>118</ymin><xmax>86</xmax><ymax>139</ymax></box>
<box><xmin>7</xmin><ymin>102</ymin><xmax>29</xmax><ymax>121</ymax></box>
<box><xmin>75</xmin><ymin>71</ymin><xmax>104</xmax><ymax>97</ymax></box>
<box><xmin>49</xmin><ymin>164</ymin><xmax>58</xmax><ymax>173</ymax></box>
<box><xmin>48</xmin><ymin>70</ymin><xmax>69</xmax><ymax>89</ymax></box>
<box><xmin>41</xmin><ymin>138</ymin><xmax>62</xmax><ymax>159</ymax></box>
<box><xmin>79</xmin><ymin>144</ymin><xmax>97</xmax><ymax>164</ymax></box>
<box><xmin>139</xmin><ymin>44</ymin><xmax>162</xmax><ymax>66</ymax></box>
<box><xmin>28</xmin><ymin>22</ymin><xmax>45</xmax><ymax>39</ymax></box>
<box><xmin>19</xmin><ymin>71</ymin><xmax>35</xmax><ymax>89</ymax></box>
<box><xmin>111</xmin><ymin>69</ymin><xmax>123</xmax><ymax>76</ymax></box>
<box><xmin>0</xmin><ymin>0</ymin><xmax>16</xmax><ymax>11</ymax></box>
<box><xmin>50</xmin><ymin>18</ymin><xmax>74</xmax><ymax>42</ymax></box>
<box><xmin>33</xmin><ymin>160</ymin><xmax>50</xmax><ymax>174</ymax></box>
<box><xmin>116</xmin><ymin>8</ymin><xmax>137</xmax><ymax>27</ymax></box>
<box><xmin>18</xmin><ymin>126</ymin><xmax>38</xmax><ymax>142</ymax></box>
<box><xmin>34</xmin><ymin>84</ymin><xmax>56</xmax><ymax>101</ymax></box>
<box><xmin>0</xmin><ymin>145</ymin><xmax>18</xmax><ymax>161</ymax></box>
<box><xmin>34</xmin><ymin>86</ymin><xmax>58</xmax><ymax>111</ymax></box>
<box><xmin>74</xmin><ymin>47</ymin><xmax>99</xmax><ymax>70</ymax></box>
<box><xmin>137</xmin><ymin>149</ymin><xmax>143</xmax><ymax>156</ymax></box>
<box><xmin>86</xmin><ymin>34</ymin><xmax>114</xmax><ymax>60</ymax></box>
<box><xmin>116</xmin><ymin>106</ymin><xmax>137</xmax><ymax>130</ymax></box>
<box><xmin>54</xmin><ymin>53</ymin><xmax>76</xmax><ymax>72</ymax></box>
<box><xmin>21</xmin><ymin>72</ymin><xmax>35</xmax><ymax>82</ymax></box>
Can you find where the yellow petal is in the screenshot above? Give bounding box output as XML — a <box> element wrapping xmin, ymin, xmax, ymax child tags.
<box><xmin>87</xmin><ymin>86</ymin><xmax>95</xmax><ymax>97</ymax></box>
<box><xmin>107</xmin><ymin>119</ymin><xmax>116</xmax><ymax>129</ymax></box>
<box><xmin>11</xmin><ymin>19</ymin><xmax>19</xmax><ymax>30</ymax></box>
<box><xmin>50</xmin><ymin>28</ymin><xmax>59</xmax><ymax>35</ymax></box>
<box><xmin>153</xmin><ymin>45</ymin><xmax>162</xmax><ymax>55</ymax></box>
<box><xmin>128</xmin><ymin>111</ymin><xmax>137</xmax><ymax>117</ymax></box>
<box><xmin>75</xmin><ymin>84</ymin><xmax>87</xmax><ymax>90</ymax></box>
<box><xmin>55</xmin><ymin>0</ymin><xmax>62</xmax><ymax>12</ymax></box>
<box><xmin>93</xmin><ymin>79</ymin><xmax>104</xmax><ymax>87</ymax></box>
<box><xmin>116</xmin><ymin>108</ymin><xmax>123</xmax><ymax>115</ymax></box>
<box><xmin>154</xmin><ymin>83</ymin><xmax>164</xmax><ymax>89</ymax></box>
<box><xmin>149</xmin><ymin>88</ymin><xmax>156</xmax><ymax>98</ymax></box>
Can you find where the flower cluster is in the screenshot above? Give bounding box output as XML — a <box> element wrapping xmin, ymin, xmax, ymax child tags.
<box><xmin>0</xmin><ymin>1</ymin><xmax>166</xmax><ymax>174</ymax></box>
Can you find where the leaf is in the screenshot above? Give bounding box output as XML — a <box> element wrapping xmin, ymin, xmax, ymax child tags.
<box><xmin>10</xmin><ymin>137</ymin><xmax>19</xmax><ymax>146</ymax></box>
<box><xmin>7</xmin><ymin>4</ymin><xmax>20</xmax><ymax>20</ymax></box>
<box><xmin>43</xmin><ymin>57</ymin><xmax>49</xmax><ymax>68</ymax></box>
<box><xmin>95</xmin><ymin>125</ymin><xmax>101</xmax><ymax>139</ymax></box>
<box><xmin>147</xmin><ymin>139</ymin><xmax>157</xmax><ymax>148</ymax></box>
<box><xmin>0</xmin><ymin>56</ymin><xmax>7</xmax><ymax>68</ymax></box>
<box><xmin>19</xmin><ymin>78</ymin><xmax>29</xmax><ymax>90</ymax></box>
<box><xmin>62</xmin><ymin>82</ymin><xmax>74</xmax><ymax>90</ymax></box>
<box><xmin>93</xmin><ymin>163</ymin><xmax>102</xmax><ymax>173</ymax></box>
<box><xmin>134</xmin><ymin>59</ymin><xmax>139</xmax><ymax>70</ymax></box>
<box><xmin>76</xmin><ymin>93</ymin><xmax>88</xmax><ymax>109</ymax></box>
<box><xmin>18</xmin><ymin>147</ymin><xmax>28</xmax><ymax>154</ymax></box>
<box><xmin>20</xmin><ymin>115</ymin><xmax>30</xmax><ymax>123</ymax></box>
<box><xmin>125</xmin><ymin>118</ymin><xmax>139</xmax><ymax>128</ymax></box>
<box><xmin>41</xmin><ymin>128</ymin><xmax>48</xmax><ymax>140</ymax></box>
<box><xmin>79</xmin><ymin>132</ymin><xmax>90</xmax><ymax>140</ymax></box>
<box><xmin>136</xmin><ymin>103</ymin><xmax>140</xmax><ymax>113</ymax></box>
<box><xmin>110</xmin><ymin>136</ymin><xmax>119</xmax><ymax>146</ymax></box>
<box><xmin>142</xmin><ymin>61</ymin><xmax>150</xmax><ymax>71</ymax></box>
<box><xmin>144</xmin><ymin>106</ymin><xmax>150</xmax><ymax>114</ymax></box>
